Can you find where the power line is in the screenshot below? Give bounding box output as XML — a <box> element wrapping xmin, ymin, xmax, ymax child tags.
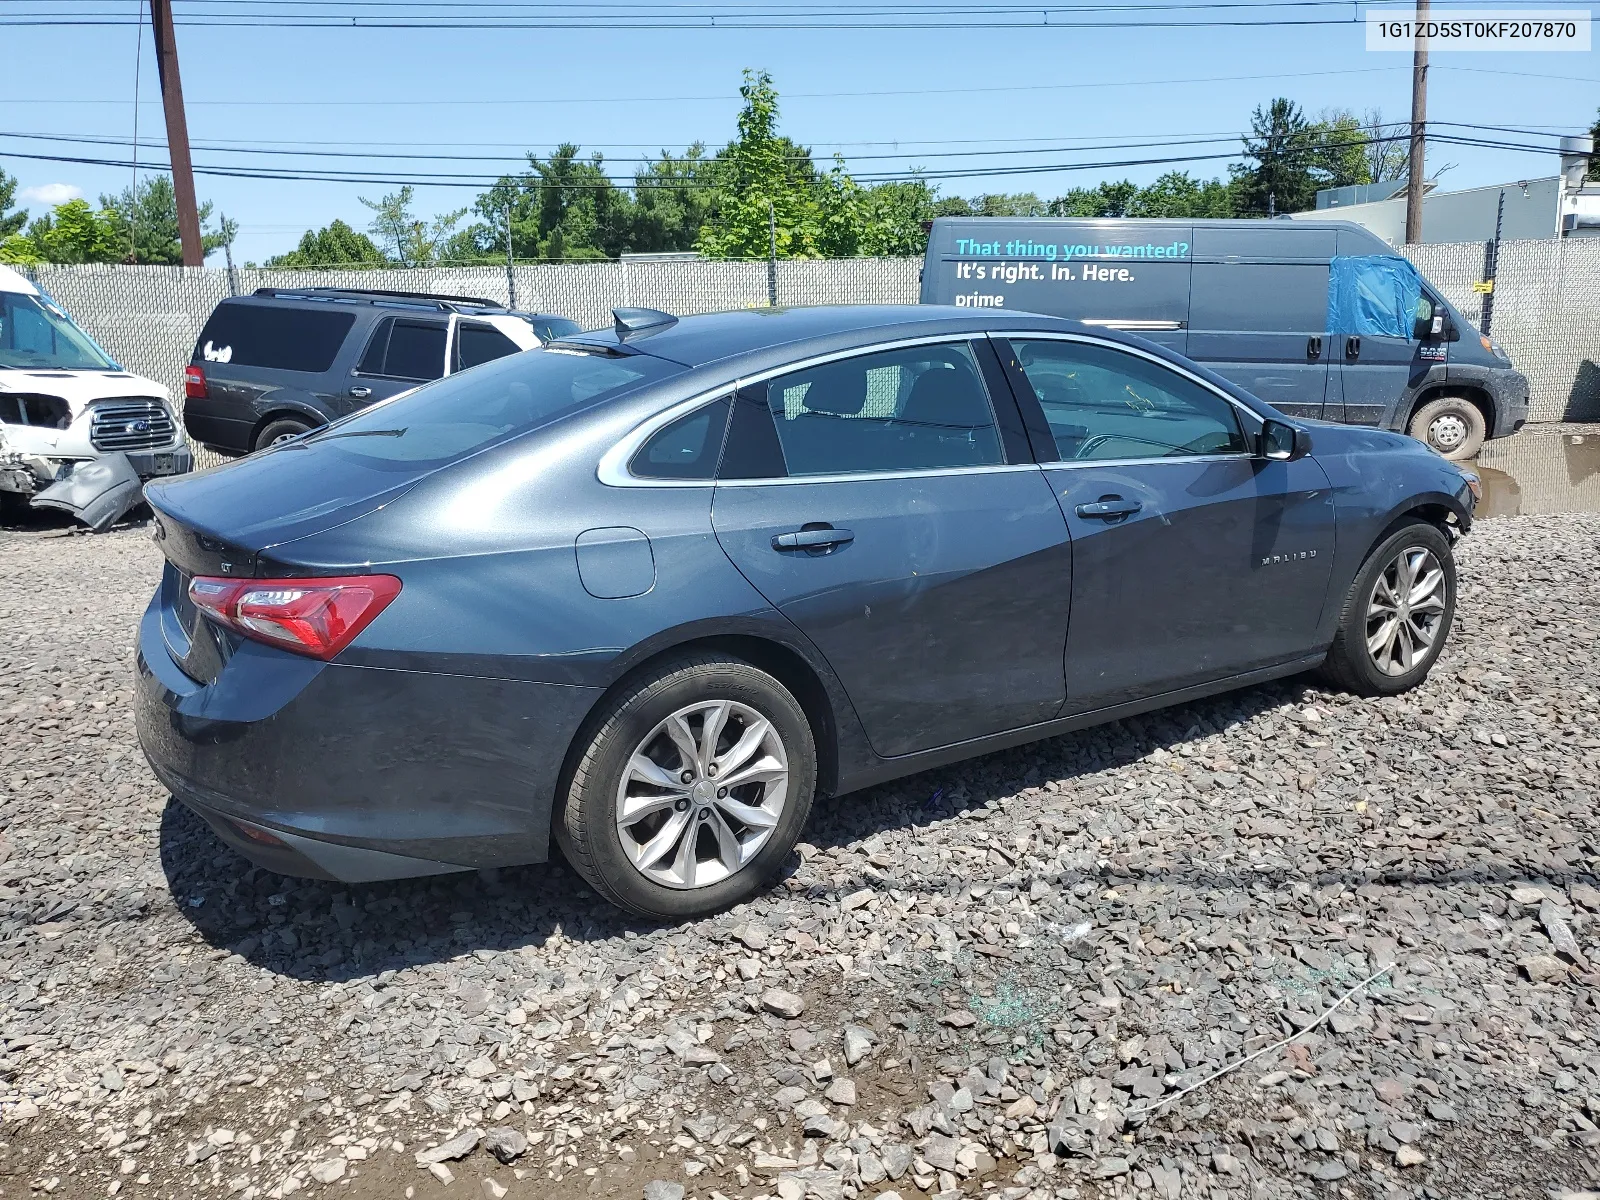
<box><xmin>0</xmin><ymin>65</ymin><xmax>1409</xmax><ymax>107</ymax></box>
<box><xmin>0</xmin><ymin>129</ymin><xmax>1567</xmax><ymax>190</ymax></box>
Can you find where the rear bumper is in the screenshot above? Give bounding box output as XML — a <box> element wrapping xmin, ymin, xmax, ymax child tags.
<box><xmin>134</xmin><ymin>593</ymin><xmax>602</xmax><ymax>882</ymax></box>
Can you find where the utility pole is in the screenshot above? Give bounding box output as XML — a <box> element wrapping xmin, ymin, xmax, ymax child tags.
<box><xmin>149</xmin><ymin>0</ymin><xmax>204</xmax><ymax>266</ymax></box>
<box><xmin>504</xmin><ymin>202</ymin><xmax>518</xmax><ymax>310</ymax></box>
<box><xmin>221</xmin><ymin>214</ymin><xmax>238</xmax><ymax>296</ymax></box>
<box><xmin>1405</xmin><ymin>0</ymin><xmax>1430</xmax><ymax>244</ymax></box>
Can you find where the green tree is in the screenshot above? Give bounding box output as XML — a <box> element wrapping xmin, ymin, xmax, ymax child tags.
<box><xmin>625</xmin><ymin>144</ymin><xmax>717</xmax><ymax>254</ymax></box>
<box><xmin>697</xmin><ymin>69</ymin><xmax>824</xmax><ymax>259</ymax></box>
<box><xmin>854</xmin><ymin>179</ymin><xmax>939</xmax><ymax>257</ymax></box>
<box><xmin>1</xmin><ymin>199</ymin><xmax>122</xmax><ymax>265</ymax></box>
<box><xmin>265</xmin><ymin>219</ymin><xmax>386</xmax><ymax>268</ymax></box>
<box><xmin>99</xmin><ymin>175</ymin><xmax>230</xmax><ymax>263</ymax></box>
<box><xmin>1314</xmin><ymin>110</ymin><xmax>1372</xmax><ymax>190</ymax></box>
<box><xmin>0</xmin><ymin>169</ymin><xmax>26</xmax><ymax>240</ymax></box>
<box><xmin>1049</xmin><ymin>181</ymin><xmax>1141</xmax><ymax>217</ymax></box>
<box><xmin>1589</xmin><ymin>108</ymin><xmax>1599</xmax><ymax>182</ymax></box>
<box><xmin>359</xmin><ymin>186</ymin><xmax>468</xmax><ymax>266</ymax></box>
<box><xmin>1231</xmin><ymin>98</ymin><xmax>1322</xmax><ymax>215</ymax></box>
<box><xmin>1361</xmin><ymin>108</ymin><xmax>1410</xmax><ymax>184</ymax></box>
<box><xmin>936</xmin><ymin>192</ymin><xmax>1050</xmax><ymax>218</ymax></box>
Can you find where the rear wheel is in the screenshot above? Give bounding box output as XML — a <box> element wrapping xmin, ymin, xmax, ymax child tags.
<box><xmin>556</xmin><ymin>654</ymin><xmax>816</xmax><ymax>920</ymax></box>
<box><xmin>1320</xmin><ymin>520</ymin><xmax>1456</xmax><ymax>696</ymax></box>
<box><xmin>1408</xmin><ymin>396</ymin><xmax>1486</xmax><ymax>460</ymax></box>
<box><xmin>254</xmin><ymin>418</ymin><xmax>313</xmax><ymax>452</ymax></box>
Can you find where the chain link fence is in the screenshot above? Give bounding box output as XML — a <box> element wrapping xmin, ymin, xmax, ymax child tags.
<box><xmin>25</xmin><ymin>240</ymin><xmax>1598</xmax><ymax>435</ymax></box>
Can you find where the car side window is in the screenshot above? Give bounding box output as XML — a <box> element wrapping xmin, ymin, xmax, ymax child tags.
<box><xmin>356</xmin><ymin>317</ymin><xmax>447</xmax><ymax>382</ymax></box>
<box><xmin>1008</xmin><ymin>339</ymin><xmax>1249</xmax><ymax>462</ymax></box>
<box><xmin>455</xmin><ymin>323</ymin><xmax>522</xmax><ymax>372</ymax></box>
<box><xmin>630</xmin><ymin>397</ymin><xmax>732</xmax><ymax>480</ymax></box>
<box><xmin>760</xmin><ymin>342</ymin><xmax>1004</xmax><ymax>477</ymax></box>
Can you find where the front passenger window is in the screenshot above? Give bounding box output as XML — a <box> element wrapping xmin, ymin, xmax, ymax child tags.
<box><xmin>1009</xmin><ymin>339</ymin><xmax>1248</xmax><ymax>462</ymax></box>
<box><xmin>762</xmin><ymin>342</ymin><xmax>1004</xmax><ymax>476</ymax></box>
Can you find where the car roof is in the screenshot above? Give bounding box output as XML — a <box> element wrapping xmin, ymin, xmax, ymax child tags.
<box><xmin>233</xmin><ymin>288</ymin><xmax>566</xmax><ymax>321</ymax></box>
<box><xmin>558</xmin><ymin>304</ymin><xmax>1089</xmax><ymax>371</ymax></box>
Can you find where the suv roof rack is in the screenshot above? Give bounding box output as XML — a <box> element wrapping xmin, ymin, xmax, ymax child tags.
<box><xmin>251</xmin><ymin>286</ymin><xmax>506</xmax><ymax>312</ymax></box>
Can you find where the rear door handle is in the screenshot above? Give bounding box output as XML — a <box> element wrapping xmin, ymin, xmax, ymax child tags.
<box><xmin>1307</xmin><ymin>335</ymin><xmax>1322</xmax><ymax>361</ymax></box>
<box><xmin>1075</xmin><ymin>498</ymin><xmax>1142</xmax><ymax>520</ymax></box>
<box><xmin>349</xmin><ymin>386</ymin><xmax>372</xmax><ymax>399</ymax></box>
<box><xmin>772</xmin><ymin>527</ymin><xmax>855</xmax><ymax>551</ymax></box>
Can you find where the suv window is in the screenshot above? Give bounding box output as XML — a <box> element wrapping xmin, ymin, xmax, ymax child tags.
<box><xmin>1009</xmin><ymin>339</ymin><xmax>1248</xmax><ymax>461</ymax></box>
<box><xmin>357</xmin><ymin>318</ymin><xmax>447</xmax><ymax>382</ymax></box>
<box><xmin>193</xmin><ymin>303</ymin><xmax>354</xmax><ymax>373</ymax></box>
<box><xmin>455</xmin><ymin>322</ymin><xmax>522</xmax><ymax>372</ymax></box>
<box><xmin>761</xmin><ymin>342</ymin><xmax>1003</xmax><ymax>477</ymax></box>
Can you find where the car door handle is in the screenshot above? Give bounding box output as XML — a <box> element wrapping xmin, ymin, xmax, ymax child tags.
<box><xmin>1074</xmin><ymin>498</ymin><xmax>1142</xmax><ymax>519</ymax></box>
<box><xmin>348</xmin><ymin>386</ymin><xmax>372</xmax><ymax>399</ymax></box>
<box><xmin>1345</xmin><ymin>336</ymin><xmax>1360</xmax><ymax>360</ymax></box>
<box><xmin>1307</xmin><ymin>335</ymin><xmax>1322</xmax><ymax>361</ymax></box>
<box><xmin>772</xmin><ymin>527</ymin><xmax>854</xmax><ymax>551</ymax></box>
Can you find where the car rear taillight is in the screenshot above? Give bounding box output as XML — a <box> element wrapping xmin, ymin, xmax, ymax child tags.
<box><xmin>184</xmin><ymin>364</ymin><xmax>208</xmax><ymax>399</ymax></box>
<box><xmin>187</xmin><ymin>574</ymin><xmax>402</xmax><ymax>661</ymax></box>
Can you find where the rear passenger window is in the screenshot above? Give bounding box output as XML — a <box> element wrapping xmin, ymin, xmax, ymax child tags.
<box><xmin>455</xmin><ymin>323</ymin><xmax>521</xmax><ymax>371</ymax></box>
<box><xmin>1010</xmin><ymin>339</ymin><xmax>1248</xmax><ymax>461</ymax></box>
<box><xmin>193</xmin><ymin>303</ymin><xmax>354</xmax><ymax>373</ymax></box>
<box><xmin>631</xmin><ymin>397</ymin><xmax>731</xmax><ymax>480</ymax></box>
<box><xmin>761</xmin><ymin>343</ymin><xmax>1004</xmax><ymax>477</ymax></box>
<box><xmin>357</xmin><ymin>318</ymin><xmax>448</xmax><ymax>381</ymax></box>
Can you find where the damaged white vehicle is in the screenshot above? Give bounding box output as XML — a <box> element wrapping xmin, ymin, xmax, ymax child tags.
<box><xmin>0</xmin><ymin>265</ymin><xmax>191</xmax><ymax>530</ymax></box>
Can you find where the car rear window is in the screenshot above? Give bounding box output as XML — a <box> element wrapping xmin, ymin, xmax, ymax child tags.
<box><xmin>194</xmin><ymin>303</ymin><xmax>354</xmax><ymax>373</ymax></box>
<box><xmin>299</xmin><ymin>345</ymin><xmax>685</xmax><ymax>465</ymax></box>
<box><xmin>531</xmin><ymin>317</ymin><xmax>581</xmax><ymax>341</ymax></box>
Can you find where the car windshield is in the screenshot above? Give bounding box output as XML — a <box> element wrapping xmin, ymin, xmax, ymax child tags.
<box><xmin>0</xmin><ymin>289</ymin><xmax>119</xmax><ymax>370</ymax></box>
<box><xmin>299</xmin><ymin>344</ymin><xmax>682</xmax><ymax>464</ymax></box>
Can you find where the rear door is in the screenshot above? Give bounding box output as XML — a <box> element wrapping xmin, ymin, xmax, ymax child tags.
<box><xmin>349</xmin><ymin>315</ymin><xmax>449</xmax><ymax>408</ymax></box>
<box><xmin>999</xmin><ymin>333</ymin><xmax>1334</xmax><ymax>712</ymax></box>
<box><xmin>1185</xmin><ymin>225</ymin><xmax>1332</xmax><ymax>419</ymax></box>
<box><xmin>709</xmin><ymin>338</ymin><xmax>1074</xmax><ymax>758</ymax></box>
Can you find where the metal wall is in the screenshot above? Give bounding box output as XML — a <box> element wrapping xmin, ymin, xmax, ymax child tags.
<box><xmin>26</xmin><ymin>239</ymin><xmax>1599</xmax><ymax>433</ymax></box>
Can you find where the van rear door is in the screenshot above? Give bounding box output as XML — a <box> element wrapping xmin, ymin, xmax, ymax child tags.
<box><xmin>1185</xmin><ymin>225</ymin><xmax>1333</xmax><ymax>418</ymax></box>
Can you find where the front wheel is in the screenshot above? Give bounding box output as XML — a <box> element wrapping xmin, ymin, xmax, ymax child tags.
<box><xmin>555</xmin><ymin>654</ymin><xmax>816</xmax><ymax>920</ymax></box>
<box><xmin>1408</xmin><ymin>396</ymin><xmax>1486</xmax><ymax>461</ymax></box>
<box><xmin>1320</xmin><ymin>521</ymin><xmax>1457</xmax><ymax>696</ymax></box>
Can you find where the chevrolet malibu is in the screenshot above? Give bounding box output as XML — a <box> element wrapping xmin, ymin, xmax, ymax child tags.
<box><xmin>136</xmin><ymin>305</ymin><xmax>1478</xmax><ymax>919</ymax></box>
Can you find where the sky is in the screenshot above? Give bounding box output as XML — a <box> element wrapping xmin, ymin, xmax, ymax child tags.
<box><xmin>1</xmin><ymin>0</ymin><xmax>1595</xmax><ymax>264</ymax></box>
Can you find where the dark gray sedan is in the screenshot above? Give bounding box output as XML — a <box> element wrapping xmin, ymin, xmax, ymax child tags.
<box><xmin>136</xmin><ymin>305</ymin><xmax>1479</xmax><ymax>918</ymax></box>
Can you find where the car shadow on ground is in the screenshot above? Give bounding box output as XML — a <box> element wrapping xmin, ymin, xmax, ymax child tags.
<box><xmin>156</xmin><ymin>672</ymin><xmax>1574</xmax><ymax>985</ymax></box>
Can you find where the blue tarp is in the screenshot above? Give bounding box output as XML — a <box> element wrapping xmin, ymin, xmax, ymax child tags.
<box><xmin>1327</xmin><ymin>255</ymin><xmax>1424</xmax><ymax>339</ymax></box>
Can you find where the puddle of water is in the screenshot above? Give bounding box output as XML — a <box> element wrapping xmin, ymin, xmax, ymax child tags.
<box><xmin>1472</xmin><ymin>426</ymin><xmax>1600</xmax><ymax>518</ymax></box>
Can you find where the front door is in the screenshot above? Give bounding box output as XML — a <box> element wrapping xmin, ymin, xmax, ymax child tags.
<box><xmin>1338</xmin><ymin>329</ymin><xmax>1430</xmax><ymax>428</ymax></box>
<box><xmin>1000</xmin><ymin>334</ymin><xmax>1335</xmax><ymax>712</ymax></box>
<box><xmin>710</xmin><ymin>340</ymin><xmax>1074</xmax><ymax>758</ymax></box>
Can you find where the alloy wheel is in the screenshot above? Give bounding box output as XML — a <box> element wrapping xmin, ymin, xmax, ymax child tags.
<box><xmin>614</xmin><ymin>699</ymin><xmax>789</xmax><ymax>890</ymax></box>
<box><xmin>1365</xmin><ymin>546</ymin><xmax>1447</xmax><ymax>676</ymax></box>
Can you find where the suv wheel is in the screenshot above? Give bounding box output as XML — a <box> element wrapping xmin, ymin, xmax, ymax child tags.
<box><xmin>254</xmin><ymin>418</ymin><xmax>313</xmax><ymax>452</ymax></box>
<box><xmin>1320</xmin><ymin>520</ymin><xmax>1456</xmax><ymax>696</ymax></box>
<box><xmin>1408</xmin><ymin>396</ymin><xmax>1486</xmax><ymax>460</ymax></box>
<box><xmin>556</xmin><ymin>654</ymin><xmax>816</xmax><ymax>920</ymax></box>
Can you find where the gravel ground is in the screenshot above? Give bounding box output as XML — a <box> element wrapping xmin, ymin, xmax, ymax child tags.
<box><xmin>3</xmin><ymin>509</ymin><xmax>1600</xmax><ymax>1200</ymax></box>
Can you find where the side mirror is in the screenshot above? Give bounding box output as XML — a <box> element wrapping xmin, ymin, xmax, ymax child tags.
<box><xmin>1259</xmin><ymin>418</ymin><xmax>1309</xmax><ymax>461</ymax></box>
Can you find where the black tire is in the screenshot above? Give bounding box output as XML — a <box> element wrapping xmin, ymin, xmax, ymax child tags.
<box><xmin>555</xmin><ymin>654</ymin><xmax>817</xmax><ymax>920</ymax></box>
<box><xmin>253</xmin><ymin>418</ymin><xmax>313</xmax><ymax>452</ymax></box>
<box><xmin>1320</xmin><ymin>520</ymin><xmax>1456</xmax><ymax>696</ymax></box>
<box><xmin>1408</xmin><ymin>396</ymin><xmax>1486</xmax><ymax>461</ymax></box>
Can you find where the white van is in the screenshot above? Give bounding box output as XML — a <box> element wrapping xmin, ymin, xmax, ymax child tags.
<box><xmin>0</xmin><ymin>264</ymin><xmax>191</xmax><ymax>529</ymax></box>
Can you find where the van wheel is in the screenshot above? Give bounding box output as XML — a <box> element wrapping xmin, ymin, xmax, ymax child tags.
<box><xmin>1408</xmin><ymin>396</ymin><xmax>1486</xmax><ymax>460</ymax></box>
<box><xmin>555</xmin><ymin>654</ymin><xmax>816</xmax><ymax>920</ymax></box>
<box><xmin>254</xmin><ymin>418</ymin><xmax>312</xmax><ymax>452</ymax></box>
<box><xmin>1320</xmin><ymin>520</ymin><xmax>1456</xmax><ymax>697</ymax></box>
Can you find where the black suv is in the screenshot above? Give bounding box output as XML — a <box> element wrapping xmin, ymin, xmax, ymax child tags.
<box><xmin>182</xmin><ymin>287</ymin><xmax>581</xmax><ymax>455</ymax></box>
